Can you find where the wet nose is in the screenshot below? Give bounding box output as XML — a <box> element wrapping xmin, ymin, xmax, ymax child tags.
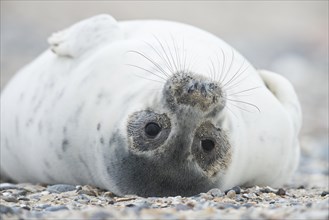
<box><xmin>187</xmin><ymin>81</ymin><xmax>215</xmax><ymax>98</ymax></box>
<box><xmin>164</xmin><ymin>73</ymin><xmax>224</xmax><ymax>112</ymax></box>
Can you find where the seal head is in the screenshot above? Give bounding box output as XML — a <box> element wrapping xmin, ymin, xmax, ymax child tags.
<box><xmin>117</xmin><ymin>72</ymin><xmax>231</xmax><ymax>196</ymax></box>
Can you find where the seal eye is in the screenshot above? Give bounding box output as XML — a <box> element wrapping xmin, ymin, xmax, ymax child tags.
<box><xmin>201</xmin><ymin>139</ymin><xmax>215</xmax><ymax>152</ymax></box>
<box><xmin>145</xmin><ymin>122</ymin><xmax>161</xmax><ymax>138</ymax></box>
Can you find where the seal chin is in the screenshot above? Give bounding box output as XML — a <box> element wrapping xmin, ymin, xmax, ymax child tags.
<box><xmin>111</xmin><ymin>150</ymin><xmax>220</xmax><ymax>197</ymax></box>
<box><xmin>163</xmin><ymin>72</ymin><xmax>226</xmax><ymax>113</ymax></box>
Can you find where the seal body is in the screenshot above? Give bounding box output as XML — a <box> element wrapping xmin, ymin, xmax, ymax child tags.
<box><xmin>0</xmin><ymin>15</ymin><xmax>302</xmax><ymax>196</ymax></box>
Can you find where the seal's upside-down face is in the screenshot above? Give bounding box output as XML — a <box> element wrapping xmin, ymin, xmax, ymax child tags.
<box><xmin>124</xmin><ymin>72</ymin><xmax>232</xmax><ymax>196</ymax></box>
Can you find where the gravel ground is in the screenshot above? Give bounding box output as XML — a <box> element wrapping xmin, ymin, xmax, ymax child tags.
<box><xmin>1</xmin><ymin>182</ymin><xmax>328</xmax><ymax>220</ymax></box>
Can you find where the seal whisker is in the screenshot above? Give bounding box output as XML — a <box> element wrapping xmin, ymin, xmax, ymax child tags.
<box><xmin>227</xmin><ymin>86</ymin><xmax>262</xmax><ymax>95</ymax></box>
<box><xmin>222</xmin><ymin>58</ymin><xmax>247</xmax><ymax>88</ymax></box>
<box><xmin>215</xmin><ymin>52</ymin><xmax>222</xmax><ymax>83</ymax></box>
<box><xmin>126</xmin><ymin>64</ymin><xmax>167</xmax><ymax>81</ymax></box>
<box><xmin>224</xmin><ymin>70</ymin><xmax>252</xmax><ymax>91</ymax></box>
<box><xmin>127</xmin><ymin>50</ymin><xmax>170</xmax><ymax>78</ymax></box>
<box><xmin>218</xmin><ymin>48</ymin><xmax>227</xmax><ymax>85</ymax></box>
<box><xmin>226</xmin><ymin>102</ymin><xmax>256</xmax><ymax>114</ymax></box>
<box><xmin>153</xmin><ymin>35</ymin><xmax>177</xmax><ymax>74</ymax></box>
<box><xmin>224</xmin><ymin>104</ymin><xmax>238</xmax><ymax>119</ymax></box>
<box><xmin>182</xmin><ymin>37</ymin><xmax>188</xmax><ymax>72</ymax></box>
<box><xmin>170</xmin><ymin>35</ymin><xmax>182</xmax><ymax>73</ymax></box>
<box><xmin>226</xmin><ymin>98</ymin><xmax>261</xmax><ymax>113</ymax></box>
<box><xmin>222</xmin><ymin>49</ymin><xmax>235</xmax><ymax>85</ymax></box>
<box><xmin>128</xmin><ymin>72</ymin><xmax>165</xmax><ymax>84</ymax></box>
<box><xmin>163</xmin><ymin>37</ymin><xmax>179</xmax><ymax>73</ymax></box>
<box><xmin>186</xmin><ymin>52</ymin><xmax>199</xmax><ymax>74</ymax></box>
<box><xmin>207</xmin><ymin>63</ymin><xmax>214</xmax><ymax>82</ymax></box>
<box><xmin>210</xmin><ymin>58</ymin><xmax>217</xmax><ymax>82</ymax></box>
<box><xmin>143</xmin><ymin>40</ymin><xmax>174</xmax><ymax>77</ymax></box>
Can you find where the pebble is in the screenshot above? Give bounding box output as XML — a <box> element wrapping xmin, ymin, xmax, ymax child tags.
<box><xmin>17</xmin><ymin>196</ymin><xmax>30</xmax><ymax>201</ymax></box>
<box><xmin>200</xmin><ymin>193</ymin><xmax>213</xmax><ymax>200</ymax></box>
<box><xmin>35</xmin><ymin>204</ymin><xmax>51</xmax><ymax>210</ymax></box>
<box><xmin>226</xmin><ymin>190</ymin><xmax>236</xmax><ymax>199</ymax></box>
<box><xmin>276</xmin><ymin>188</ymin><xmax>286</xmax><ymax>196</ymax></box>
<box><xmin>320</xmin><ymin>191</ymin><xmax>329</xmax><ymax>197</ymax></box>
<box><xmin>44</xmin><ymin>205</ymin><xmax>69</xmax><ymax>212</ymax></box>
<box><xmin>261</xmin><ymin>186</ymin><xmax>277</xmax><ymax>193</ymax></box>
<box><xmin>232</xmin><ymin>186</ymin><xmax>241</xmax><ymax>194</ymax></box>
<box><xmin>207</xmin><ymin>188</ymin><xmax>223</xmax><ymax>197</ymax></box>
<box><xmin>47</xmin><ymin>184</ymin><xmax>76</xmax><ymax>193</ymax></box>
<box><xmin>225</xmin><ymin>186</ymin><xmax>241</xmax><ymax>195</ymax></box>
<box><xmin>0</xmin><ymin>183</ymin><xmax>19</xmax><ymax>191</ymax></box>
<box><xmin>0</xmin><ymin>204</ymin><xmax>16</xmax><ymax>214</ymax></box>
<box><xmin>2</xmin><ymin>195</ymin><xmax>19</xmax><ymax>203</ymax></box>
<box><xmin>90</xmin><ymin>211</ymin><xmax>114</xmax><ymax>219</ymax></box>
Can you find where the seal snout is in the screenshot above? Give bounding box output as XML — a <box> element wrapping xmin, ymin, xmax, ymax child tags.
<box><xmin>164</xmin><ymin>73</ymin><xmax>225</xmax><ymax>112</ymax></box>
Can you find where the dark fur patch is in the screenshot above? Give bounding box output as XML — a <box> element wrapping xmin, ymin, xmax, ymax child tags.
<box><xmin>62</xmin><ymin>139</ymin><xmax>69</xmax><ymax>152</ymax></box>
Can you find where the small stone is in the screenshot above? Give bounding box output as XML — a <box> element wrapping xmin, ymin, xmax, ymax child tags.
<box><xmin>45</xmin><ymin>205</ymin><xmax>69</xmax><ymax>212</ymax></box>
<box><xmin>242</xmin><ymin>193</ymin><xmax>250</xmax><ymax>199</ymax></box>
<box><xmin>36</xmin><ymin>204</ymin><xmax>51</xmax><ymax>210</ymax></box>
<box><xmin>276</xmin><ymin>188</ymin><xmax>286</xmax><ymax>196</ymax></box>
<box><xmin>18</xmin><ymin>197</ymin><xmax>30</xmax><ymax>201</ymax></box>
<box><xmin>40</xmin><ymin>191</ymin><xmax>50</xmax><ymax>196</ymax></box>
<box><xmin>268</xmin><ymin>193</ymin><xmax>277</xmax><ymax>198</ymax></box>
<box><xmin>0</xmin><ymin>183</ymin><xmax>19</xmax><ymax>191</ymax></box>
<box><xmin>47</xmin><ymin>184</ymin><xmax>76</xmax><ymax>193</ymax></box>
<box><xmin>200</xmin><ymin>193</ymin><xmax>213</xmax><ymax>200</ymax></box>
<box><xmin>14</xmin><ymin>190</ymin><xmax>28</xmax><ymax>196</ymax></box>
<box><xmin>115</xmin><ymin>197</ymin><xmax>137</xmax><ymax>202</ymax></box>
<box><xmin>77</xmin><ymin>185</ymin><xmax>97</xmax><ymax>196</ymax></box>
<box><xmin>186</xmin><ymin>201</ymin><xmax>196</xmax><ymax>208</ymax></box>
<box><xmin>20</xmin><ymin>204</ymin><xmax>31</xmax><ymax>211</ymax></box>
<box><xmin>224</xmin><ymin>186</ymin><xmax>241</xmax><ymax>195</ymax></box>
<box><xmin>90</xmin><ymin>211</ymin><xmax>114</xmax><ymax>219</ymax></box>
<box><xmin>207</xmin><ymin>188</ymin><xmax>223</xmax><ymax>197</ymax></box>
<box><xmin>217</xmin><ymin>203</ymin><xmax>240</xmax><ymax>209</ymax></box>
<box><xmin>321</xmin><ymin>191</ymin><xmax>329</xmax><ymax>197</ymax></box>
<box><xmin>103</xmin><ymin>191</ymin><xmax>116</xmax><ymax>198</ymax></box>
<box><xmin>242</xmin><ymin>203</ymin><xmax>254</xmax><ymax>208</ymax></box>
<box><xmin>261</xmin><ymin>186</ymin><xmax>277</xmax><ymax>193</ymax></box>
<box><xmin>2</xmin><ymin>195</ymin><xmax>18</xmax><ymax>203</ymax></box>
<box><xmin>175</xmin><ymin>203</ymin><xmax>191</xmax><ymax>211</ymax></box>
<box><xmin>232</xmin><ymin>186</ymin><xmax>241</xmax><ymax>194</ymax></box>
<box><xmin>0</xmin><ymin>204</ymin><xmax>15</xmax><ymax>214</ymax></box>
<box><xmin>226</xmin><ymin>190</ymin><xmax>236</xmax><ymax>199</ymax></box>
<box><xmin>2</xmin><ymin>192</ymin><xmax>12</xmax><ymax>197</ymax></box>
<box><xmin>108</xmin><ymin>199</ymin><xmax>115</xmax><ymax>205</ymax></box>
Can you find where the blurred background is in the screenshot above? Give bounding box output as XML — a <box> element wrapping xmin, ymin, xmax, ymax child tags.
<box><xmin>1</xmin><ymin>1</ymin><xmax>328</xmax><ymax>187</ymax></box>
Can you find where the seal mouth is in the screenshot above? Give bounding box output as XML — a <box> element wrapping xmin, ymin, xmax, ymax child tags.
<box><xmin>164</xmin><ymin>72</ymin><xmax>226</xmax><ymax>112</ymax></box>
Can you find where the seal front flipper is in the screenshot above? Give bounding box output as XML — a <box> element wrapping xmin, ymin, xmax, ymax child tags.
<box><xmin>48</xmin><ymin>14</ymin><xmax>123</xmax><ymax>58</ymax></box>
<box><xmin>258</xmin><ymin>70</ymin><xmax>302</xmax><ymax>133</ymax></box>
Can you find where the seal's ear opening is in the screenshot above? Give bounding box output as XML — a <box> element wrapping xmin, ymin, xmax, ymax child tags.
<box><xmin>258</xmin><ymin>70</ymin><xmax>302</xmax><ymax>132</ymax></box>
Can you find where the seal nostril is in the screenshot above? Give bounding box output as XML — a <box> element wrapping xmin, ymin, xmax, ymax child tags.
<box><xmin>201</xmin><ymin>139</ymin><xmax>215</xmax><ymax>152</ymax></box>
<box><xmin>200</xmin><ymin>85</ymin><xmax>207</xmax><ymax>97</ymax></box>
<box><xmin>194</xmin><ymin>82</ymin><xmax>199</xmax><ymax>89</ymax></box>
